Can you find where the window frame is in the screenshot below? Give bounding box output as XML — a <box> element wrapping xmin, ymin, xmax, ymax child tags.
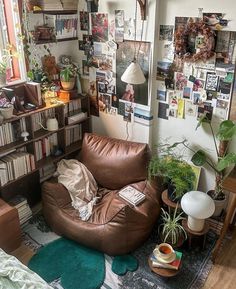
<box><xmin>0</xmin><ymin>0</ymin><xmax>26</xmax><ymax>85</ymax></box>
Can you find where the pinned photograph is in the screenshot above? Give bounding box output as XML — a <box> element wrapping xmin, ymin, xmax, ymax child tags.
<box><xmin>115</xmin><ymin>10</ymin><xmax>124</xmax><ymax>42</ymax></box>
<box><xmin>183</xmin><ymin>87</ymin><xmax>192</xmax><ymax>99</ymax></box>
<box><xmin>175</xmin><ymin>72</ymin><xmax>188</xmax><ymax>90</ymax></box>
<box><xmin>159</xmin><ymin>25</ymin><xmax>174</xmax><ymax>41</ymax></box>
<box><xmin>185</xmin><ymin>101</ymin><xmax>197</xmax><ymax>117</ymax></box>
<box><xmin>192</xmin><ymin>92</ymin><xmax>201</xmax><ymax>104</ymax></box>
<box><xmin>97</xmin><ymin>81</ymin><xmax>107</xmax><ymax>93</ymax></box>
<box><xmin>205</xmin><ymin>72</ymin><xmax>219</xmax><ymax>91</ymax></box>
<box><xmin>193</xmin><ymin>79</ymin><xmax>205</xmax><ymax>91</ymax></box>
<box><xmin>156</xmin><ymin>61</ymin><xmax>172</xmax><ymax>80</ymax></box>
<box><xmin>218</xmin><ymin>78</ymin><xmax>232</xmax><ymax>94</ymax></box>
<box><xmin>158</xmin><ymin>102</ymin><xmax>169</xmax><ymax>120</ymax></box>
<box><xmin>197</xmin><ymin>104</ymin><xmax>213</xmax><ymax>121</ymax></box>
<box><xmin>80</xmin><ymin>11</ymin><xmax>89</xmax><ymax>31</ymax></box>
<box><xmin>157</xmin><ymin>89</ymin><xmax>166</xmax><ymax>101</ymax></box>
<box><xmin>124</xmin><ymin>18</ymin><xmax>135</xmax><ymax>40</ymax></box>
<box><xmin>91</xmin><ymin>13</ymin><xmax>109</xmax><ymax>42</ymax></box>
<box><xmin>206</xmin><ymin>90</ymin><xmax>217</xmax><ymax>101</ymax></box>
<box><xmin>216</xmin><ymin>99</ymin><xmax>229</xmax><ymax>109</ymax></box>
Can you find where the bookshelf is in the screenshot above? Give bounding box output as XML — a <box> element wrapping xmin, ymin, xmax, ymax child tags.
<box><xmin>0</xmin><ymin>94</ymin><xmax>90</xmax><ymax>206</ymax></box>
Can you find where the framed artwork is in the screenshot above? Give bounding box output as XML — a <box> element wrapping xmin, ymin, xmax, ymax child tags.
<box><xmin>116</xmin><ymin>40</ymin><xmax>151</xmax><ymax>105</ymax></box>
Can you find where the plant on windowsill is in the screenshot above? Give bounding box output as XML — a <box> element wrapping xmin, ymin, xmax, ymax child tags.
<box><xmin>148</xmin><ymin>144</ymin><xmax>196</xmax><ymax>202</ymax></box>
<box><xmin>172</xmin><ymin>114</ymin><xmax>236</xmax><ymax>216</ymax></box>
<box><xmin>159</xmin><ymin>206</ymin><xmax>187</xmax><ymax>248</ymax></box>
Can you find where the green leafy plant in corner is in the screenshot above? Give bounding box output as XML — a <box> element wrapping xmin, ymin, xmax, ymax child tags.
<box><xmin>172</xmin><ymin>115</ymin><xmax>236</xmax><ymax>200</ymax></box>
<box><xmin>160</xmin><ymin>206</ymin><xmax>187</xmax><ymax>246</ymax></box>
<box><xmin>148</xmin><ymin>144</ymin><xmax>196</xmax><ymax>200</ymax></box>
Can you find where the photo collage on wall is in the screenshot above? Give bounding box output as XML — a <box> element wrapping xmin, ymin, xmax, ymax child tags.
<box><xmin>78</xmin><ymin>5</ymin><xmax>151</xmax><ymax>124</ymax></box>
<box><xmin>157</xmin><ymin>14</ymin><xmax>236</xmax><ymax>122</ymax></box>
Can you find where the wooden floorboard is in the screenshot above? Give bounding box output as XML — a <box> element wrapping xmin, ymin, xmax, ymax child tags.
<box><xmin>10</xmin><ymin>229</ymin><xmax>236</xmax><ymax>288</ymax></box>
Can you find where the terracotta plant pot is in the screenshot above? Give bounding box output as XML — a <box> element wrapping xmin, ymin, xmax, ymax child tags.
<box><xmin>60</xmin><ymin>77</ymin><xmax>76</xmax><ymax>91</ymax></box>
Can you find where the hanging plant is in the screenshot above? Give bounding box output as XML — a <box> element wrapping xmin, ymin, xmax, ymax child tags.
<box><xmin>174</xmin><ymin>18</ymin><xmax>216</xmax><ymax>62</ymax></box>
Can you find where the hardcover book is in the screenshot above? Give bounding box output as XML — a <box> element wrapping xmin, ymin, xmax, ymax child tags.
<box><xmin>151</xmin><ymin>251</ymin><xmax>182</xmax><ymax>270</ymax></box>
<box><xmin>118</xmin><ymin>186</ymin><xmax>145</xmax><ymax>206</ymax></box>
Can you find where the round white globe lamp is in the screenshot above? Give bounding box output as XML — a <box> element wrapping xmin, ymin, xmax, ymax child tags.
<box><xmin>181</xmin><ymin>191</ymin><xmax>215</xmax><ymax>232</ymax></box>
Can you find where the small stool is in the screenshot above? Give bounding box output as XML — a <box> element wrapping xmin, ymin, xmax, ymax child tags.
<box><xmin>182</xmin><ymin>219</ymin><xmax>209</xmax><ymax>249</ymax></box>
<box><xmin>0</xmin><ymin>199</ymin><xmax>22</xmax><ymax>252</ymax></box>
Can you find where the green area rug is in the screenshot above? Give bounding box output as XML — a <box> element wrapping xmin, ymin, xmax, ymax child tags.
<box><xmin>28</xmin><ymin>238</ymin><xmax>105</xmax><ymax>289</ymax></box>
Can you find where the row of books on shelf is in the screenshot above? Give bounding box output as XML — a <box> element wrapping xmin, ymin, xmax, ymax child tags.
<box><xmin>39</xmin><ymin>163</ymin><xmax>56</xmax><ymax>182</ymax></box>
<box><xmin>32</xmin><ymin>108</ymin><xmax>56</xmax><ymax>132</ymax></box>
<box><xmin>150</xmin><ymin>250</ymin><xmax>182</xmax><ymax>270</ymax></box>
<box><xmin>208</xmin><ymin>216</ymin><xmax>224</xmax><ymax>235</ymax></box>
<box><xmin>45</xmin><ymin>14</ymin><xmax>78</xmax><ymax>39</ymax></box>
<box><xmin>0</xmin><ymin>118</ymin><xmax>26</xmax><ymax>147</ymax></box>
<box><xmin>34</xmin><ymin>133</ymin><xmax>58</xmax><ymax>161</ymax></box>
<box><xmin>65</xmin><ymin>124</ymin><xmax>82</xmax><ymax>146</ymax></box>
<box><xmin>9</xmin><ymin>195</ymin><xmax>32</xmax><ymax>225</ymax></box>
<box><xmin>0</xmin><ymin>150</ymin><xmax>36</xmax><ymax>186</ymax></box>
<box><xmin>64</xmin><ymin>99</ymin><xmax>82</xmax><ymax>115</ymax></box>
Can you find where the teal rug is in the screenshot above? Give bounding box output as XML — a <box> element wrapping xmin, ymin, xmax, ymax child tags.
<box><xmin>28</xmin><ymin>238</ymin><xmax>105</xmax><ymax>289</ymax></box>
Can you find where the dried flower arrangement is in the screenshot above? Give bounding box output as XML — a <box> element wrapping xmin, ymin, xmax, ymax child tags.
<box><xmin>174</xmin><ymin>18</ymin><xmax>215</xmax><ymax>62</ymax></box>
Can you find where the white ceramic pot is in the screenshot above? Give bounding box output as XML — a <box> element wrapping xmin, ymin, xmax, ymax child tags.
<box><xmin>213</xmin><ymin>198</ymin><xmax>227</xmax><ymax>217</ymax></box>
<box><xmin>0</xmin><ymin>105</ymin><xmax>14</xmax><ymax>119</ymax></box>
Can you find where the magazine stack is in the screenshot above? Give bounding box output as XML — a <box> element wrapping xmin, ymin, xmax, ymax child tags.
<box><xmin>9</xmin><ymin>195</ymin><xmax>32</xmax><ymax>225</ymax></box>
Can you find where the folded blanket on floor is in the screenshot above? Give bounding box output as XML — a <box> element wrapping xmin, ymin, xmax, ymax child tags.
<box><xmin>0</xmin><ymin>248</ymin><xmax>53</xmax><ymax>289</ymax></box>
<box><xmin>56</xmin><ymin>159</ymin><xmax>99</xmax><ymax>221</ymax></box>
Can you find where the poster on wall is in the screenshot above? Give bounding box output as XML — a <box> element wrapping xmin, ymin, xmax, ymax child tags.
<box><xmin>116</xmin><ymin>40</ymin><xmax>151</xmax><ymax>106</ymax></box>
<box><xmin>91</xmin><ymin>13</ymin><xmax>108</xmax><ymax>42</ymax></box>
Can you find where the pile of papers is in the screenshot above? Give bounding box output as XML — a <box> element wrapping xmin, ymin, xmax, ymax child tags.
<box><xmin>9</xmin><ymin>195</ymin><xmax>32</xmax><ymax>225</ymax></box>
<box><xmin>150</xmin><ymin>250</ymin><xmax>182</xmax><ymax>270</ymax></box>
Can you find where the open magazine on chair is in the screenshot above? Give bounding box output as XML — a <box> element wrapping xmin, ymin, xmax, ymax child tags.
<box><xmin>119</xmin><ymin>185</ymin><xmax>145</xmax><ymax>206</ymax></box>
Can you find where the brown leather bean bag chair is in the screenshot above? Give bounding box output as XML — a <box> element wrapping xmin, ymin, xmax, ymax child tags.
<box><xmin>42</xmin><ymin>133</ymin><xmax>162</xmax><ymax>255</ymax></box>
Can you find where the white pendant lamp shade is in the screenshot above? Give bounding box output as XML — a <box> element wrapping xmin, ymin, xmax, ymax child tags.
<box><xmin>181</xmin><ymin>191</ymin><xmax>215</xmax><ymax>232</ymax></box>
<box><xmin>121</xmin><ymin>61</ymin><xmax>146</xmax><ymax>85</ymax></box>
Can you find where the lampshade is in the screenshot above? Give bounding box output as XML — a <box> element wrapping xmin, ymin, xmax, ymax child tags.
<box><xmin>121</xmin><ymin>61</ymin><xmax>146</xmax><ymax>85</ymax></box>
<box><xmin>181</xmin><ymin>191</ymin><xmax>215</xmax><ymax>232</ymax></box>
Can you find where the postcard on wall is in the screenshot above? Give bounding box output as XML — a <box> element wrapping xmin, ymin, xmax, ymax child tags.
<box><xmin>91</xmin><ymin>13</ymin><xmax>108</xmax><ymax>42</ymax></box>
<box><xmin>80</xmin><ymin>11</ymin><xmax>89</xmax><ymax>31</ymax></box>
<box><xmin>177</xmin><ymin>99</ymin><xmax>185</xmax><ymax>119</ymax></box>
<box><xmin>157</xmin><ymin>80</ymin><xmax>166</xmax><ymax>101</ymax></box>
<box><xmin>158</xmin><ymin>102</ymin><xmax>169</xmax><ymax>120</ymax></box>
<box><xmin>124</xmin><ymin>18</ymin><xmax>135</xmax><ymax>40</ymax></box>
<box><xmin>192</xmin><ymin>91</ymin><xmax>202</xmax><ymax>105</ymax></box>
<box><xmin>163</xmin><ymin>43</ymin><xmax>175</xmax><ymax>62</ymax></box>
<box><xmin>216</xmin><ymin>99</ymin><xmax>229</xmax><ymax>109</ymax></box>
<box><xmin>159</xmin><ymin>25</ymin><xmax>174</xmax><ymax>41</ymax></box>
<box><xmin>197</xmin><ymin>104</ymin><xmax>213</xmax><ymax>121</ymax></box>
<box><xmin>88</xmin><ymin>80</ymin><xmax>99</xmax><ymax>117</ymax></box>
<box><xmin>185</xmin><ymin>100</ymin><xmax>197</xmax><ymax>117</ymax></box>
<box><xmin>115</xmin><ymin>10</ymin><xmax>124</xmax><ymax>42</ymax></box>
<box><xmin>118</xmin><ymin>100</ymin><xmax>126</xmax><ymax>116</ymax></box>
<box><xmin>124</xmin><ymin>103</ymin><xmax>133</xmax><ymax>122</ymax></box>
<box><xmin>218</xmin><ymin>78</ymin><xmax>232</xmax><ymax>94</ymax></box>
<box><xmin>183</xmin><ymin>87</ymin><xmax>192</xmax><ymax>99</ymax></box>
<box><xmin>175</xmin><ymin>72</ymin><xmax>188</xmax><ymax>90</ymax></box>
<box><xmin>215</xmin><ymin>31</ymin><xmax>230</xmax><ymax>53</ymax></box>
<box><xmin>111</xmin><ymin>94</ymin><xmax>119</xmax><ymax>108</ymax></box>
<box><xmin>156</xmin><ymin>61</ymin><xmax>172</xmax><ymax>80</ymax></box>
<box><xmin>205</xmin><ymin>72</ymin><xmax>219</xmax><ymax>91</ymax></box>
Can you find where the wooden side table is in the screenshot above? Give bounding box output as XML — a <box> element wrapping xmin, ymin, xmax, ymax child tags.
<box><xmin>148</xmin><ymin>257</ymin><xmax>180</xmax><ymax>277</ymax></box>
<box><xmin>0</xmin><ymin>199</ymin><xmax>22</xmax><ymax>252</ymax></box>
<box><xmin>212</xmin><ymin>167</ymin><xmax>236</xmax><ymax>262</ymax></box>
<box><xmin>182</xmin><ymin>219</ymin><xmax>209</xmax><ymax>249</ymax></box>
<box><xmin>161</xmin><ymin>190</ymin><xmax>181</xmax><ymax>210</ymax></box>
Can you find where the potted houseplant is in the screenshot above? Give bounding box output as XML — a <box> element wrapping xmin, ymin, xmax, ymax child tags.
<box><xmin>148</xmin><ymin>148</ymin><xmax>196</xmax><ymax>202</ymax></box>
<box><xmin>60</xmin><ymin>65</ymin><xmax>78</xmax><ymax>91</ymax></box>
<box><xmin>159</xmin><ymin>206</ymin><xmax>187</xmax><ymax>248</ymax></box>
<box><xmin>175</xmin><ymin>115</ymin><xmax>236</xmax><ymax>216</ymax></box>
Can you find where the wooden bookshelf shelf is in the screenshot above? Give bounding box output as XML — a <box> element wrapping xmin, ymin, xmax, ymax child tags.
<box><xmin>33</xmin><ymin>10</ymin><xmax>77</xmax><ymax>15</ymax></box>
<box><xmin>35</xmin><ymin>37</ymin><xmax>78</xmax><ymax>45</ymax></box>
<box><xmin>0</xmin><ymin>96</ymin><xmax>91</xmax><ymax>206</ymax></box>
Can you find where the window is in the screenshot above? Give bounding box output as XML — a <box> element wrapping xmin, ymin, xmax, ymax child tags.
<box><xmin>0</xmin><ymin>0</ymin><xmax>26</xmax><ymax>84</ymax></box>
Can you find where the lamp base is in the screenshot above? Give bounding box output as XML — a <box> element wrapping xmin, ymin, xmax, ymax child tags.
<box><xmin>187</xmin><ymin>216</ymin><xmax>205</xmax><ymax>232</ymax></box>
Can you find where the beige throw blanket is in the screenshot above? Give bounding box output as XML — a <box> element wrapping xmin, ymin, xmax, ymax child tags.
<box><xmin>0</xmin><ymin>248</ymin><xmax>53</xmax><ymax>289</ymax></box>
<box><xmin>56</xmin><ymin>159</ymin><xmax>98</xmax><ymax>221</ymax></box>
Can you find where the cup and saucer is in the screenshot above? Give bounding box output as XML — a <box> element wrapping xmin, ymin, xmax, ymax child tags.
<box><xmin>153</xmin><ymin>243</ymin><xmax>176</xmax><ymax>263</ymax></box>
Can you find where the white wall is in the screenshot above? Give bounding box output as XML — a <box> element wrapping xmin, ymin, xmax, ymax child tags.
<box><xmin>91</xmin><ymin>0</ymin><xmax>158</xmax><ymax>144</ymax></box>
<box><xmin>152</xmin><ymin>0</ymin><xmax>236</xmax><ymax>192</ymax></box>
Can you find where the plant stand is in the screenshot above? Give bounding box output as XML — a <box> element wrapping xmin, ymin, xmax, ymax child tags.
<box><xmin>182</xmin><ymin>219</ymin><xmax>209</xmax><ymax>249</ymax></box>
<box><xmin>161</xmin><ymin>190</ymin><xmax>181</xmax><ymax>210</ymax></box>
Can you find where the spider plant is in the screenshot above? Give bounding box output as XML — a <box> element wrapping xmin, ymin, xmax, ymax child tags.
<box><xmin>160</xmin><ymin>206</ymin><xmax>187</xmax><ymax>246</ymax></box>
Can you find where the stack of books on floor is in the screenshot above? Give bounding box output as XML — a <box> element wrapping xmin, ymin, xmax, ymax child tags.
<box><xmin>150</xmin><ymin>250</ymin><xmax>182</xmax><ymax>270</ymax></box>
<box><xmin>9</xmin><ymin>195</ymin><xmax>32</xmax><ymax>225</ymax></box>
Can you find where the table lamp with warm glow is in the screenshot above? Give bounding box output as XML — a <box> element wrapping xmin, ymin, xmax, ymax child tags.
<box><xmin>181</xmin><ymin>191</ymin><xmax>215</xmax><ymax>232</ymax></box>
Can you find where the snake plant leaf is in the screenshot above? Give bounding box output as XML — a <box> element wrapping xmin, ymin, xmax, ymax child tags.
<box><xmin>191</xmin><ymin>150</ymin><xmax>207</xmax><ymax>166</ymax></box>
<box><xmin>217</xmin><ymin>153</ymin><xmax>236</xmax><ymax>171</ymax></box>
<box><xmin>216</xmin><ymin>120</ymin><xmax>236</xmax><ymax>141</ymax></box>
